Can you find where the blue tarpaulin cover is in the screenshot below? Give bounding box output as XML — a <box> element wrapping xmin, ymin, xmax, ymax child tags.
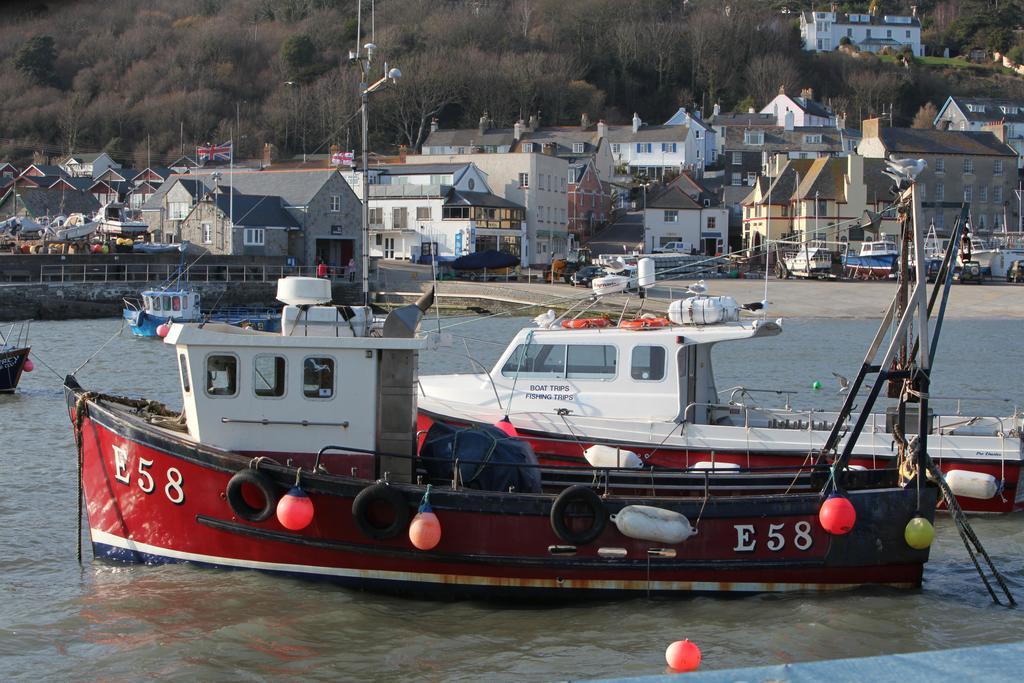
<box><xmin>419</xmin><ymin>422</ymin><xmax>542</xmax><ymax>494</ymax></box>
<box><xmin>450</xmin><ymin>250</ymin><xmax>519</xmax><ymax>271</ymax></box>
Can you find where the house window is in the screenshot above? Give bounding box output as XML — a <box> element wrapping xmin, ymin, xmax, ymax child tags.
<box><xmin>568</xmin><ymin>169</ymin><xmax>576</xmax><ymax>184</ymax></box>
<box><xmin>731</xmin><ymin>173</ymin><xmax>741</xmax><ymax>186</ymax></box>
<box><xmin>202</xmin><ymin>223</ymin><xmax>212</xmax><ymax>244</ymax></box>
<box><xmin>205</xmin><ymin>355</ymin><xmax>238</xmax><ymax>397</ymax></box>
<box><xmin>731</xmin><ymin>152</ymin><xmax>742</xmax><ymax>165</ymax></box>
<box><xmin>329</xmin><ymin>195</ymin><xmax>341</xmax><ymax>212</ymax></box>
<box><xmin>804</xmin><ymin>134</ymin><xmax>822</xmax><ymax>144</ymax></box>
<box><xmin>636</xmin><ymin>143</ymin><xmax>652</xmax><ymax>154</ymax></box>
<box><xmin>746</xmin><ymin>172</ymin><xmax>757</xmax><ymax>185</ymax></box>
<box><xmin>631</xmin><ymin>346</ymin><xmax>666</xmax><ymax>381</ymax></box>
<box><xmin>169</xmin><ymin>201</ymin><xmax>189</xmax><ymax>220</ymax></box>
<box><xmin>518</xmin><ymin>172</ymin><xmax>529</xmax><ymax>188</ymax></box>
<box><xmin>611</xmin><ymin>144</ymin><xmax>620</xmax><ymax>154</ymax></box>
<box><xmin>934</xmin><ymin>213</ymin><xmax>944</xmax><ymax>228</ymax></box>
<box><xmin>416</xmin><ymin>206</ymin><xmax>431</xmax><ymax>221</ymax></box>
<box><xmin>963</xmin><ymin>158</ymin><xmax>974</xmax><ymax>173</ymax></box>
<box><xmin>664</xmin><ymin>210</ymin><xmax>678</xmax><ymax>223</ymax></box>
<box><xmin>369</xmin><ymin>207</ymin><xmax>383</xmax><ymax>226</ymax></box>
<box><xmin>743</xmin><ymin>131</ymin><xmax>764</xmax><ymax>145</ymax></box>
<box><xmin>935</xmin><ymin>158</ymin><xmax>945</xmax><ymax>173</ymax></box>
<box><xmin>661</xmin><ymin>143</ymin><xmax>677</xmax><ymax>153</ymax></box>
<box><xmin>964</xmin><ymin>185</ymin><xmax>973</xmax><ymax>202</ymax></box>
<box><xmin>887</xmin><ymin>30</ymin><xmax>892</xmax><ymax>38</ymax></box>
<box><xmin>979</xmin><ymin>186</ymin><xmax>988</xmax><ymax>202</ymax></box>
<box><xmin>994</xmin><ymin>160</ymin><xmax>1003</xmax><ymax>176</ymax></box>
<box><xmin>572</xmin><ymin>142</ymin><xmax>585</xmax><ymax>154</ymax></box>
<box><xmin>935</xmin><ymin>183</ymin><xmax>944</xmax><ymax>201</ymax></box>
<box><xmin>254</xmin><ymin>355</ymin><xmax>286</xmax><ymax>398</ymax></box>
<box><xmin>994</xmin><ymin>186</ymin><xmax>1003</xmax><ymax>202</ymax></box>
<box><xmin>906</xmin><ymin>30</ymin><xmax>911</xmax><ymax>38</ymax></box>
<box><xmin>707</xmin><ymin>216</ymin><xmax>717</xmax><ymax>230</ymax></box>
<box><xmin>522</xmin><ymin>143</ymin><xmax>534</xmax><ymax>153</ymax></box>
<box><xmin>392</xmin><ymin>207</ymin><xmax>408</xmax><ymax>230</ymax></box>
<box><xmin>243</xmin><ymin>228</ymin><xmax>265</xmax><ymax>246</ymax></box>
<box><xmin>303</xmin><ymin>357</ymin><xmax>335</xmax><ymax>398</ymax></box>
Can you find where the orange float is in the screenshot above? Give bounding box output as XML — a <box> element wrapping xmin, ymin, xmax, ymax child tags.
<box><xmin>561</xmin><ymin>317</ymin><xmax>611</xmax><ymax>329</ymax></box>
<box><xmin>619</xmin><ymin>317</ymin><xmax>671</xmax><ymax>330</ymax></box>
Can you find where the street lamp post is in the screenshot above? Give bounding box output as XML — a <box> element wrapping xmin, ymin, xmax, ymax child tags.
<box><xmin>640</xmin><ymin>179</ymin><xmax>651</xmax><ymax>254</ymax></box>
<box><xmin>351</xmin><ymin>42</ymin><xmax>400</xmax><ymax>305</ymax></box>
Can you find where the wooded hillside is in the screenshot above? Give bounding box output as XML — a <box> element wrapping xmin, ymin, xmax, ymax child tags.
<box><xmin>0</xmin><ymin>0</ymin><xmax>1022</xmax><ymax>166</ymax></box>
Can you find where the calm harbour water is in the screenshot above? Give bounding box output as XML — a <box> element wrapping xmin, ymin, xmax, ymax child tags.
<box><xmin>2</xmin><ymin>315</ymin><xmax>1024</xmax><ymax>681</ymax></box>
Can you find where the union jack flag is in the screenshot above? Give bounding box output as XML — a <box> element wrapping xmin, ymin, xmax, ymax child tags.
<box><xmin>197</xmin><ymin>140</ymin><xmax>232</xmax><ymax>163</ymax></box>
<box><xmin>331</xmin><ymin>150</ymin><xmax>355</xmax><ymax>167</ymax></box>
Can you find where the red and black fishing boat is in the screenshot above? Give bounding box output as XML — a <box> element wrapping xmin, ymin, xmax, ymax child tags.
<box><xmin>66</xmin><ymin>260</ymin><xmax>942</xmax><ymax>598</ymax></box>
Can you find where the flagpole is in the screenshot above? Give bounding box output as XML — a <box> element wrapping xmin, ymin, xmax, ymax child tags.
<box><xmin>229</xmin><ymin>130</ymin><xmax>234</xmax><ymax>233</ymax></box>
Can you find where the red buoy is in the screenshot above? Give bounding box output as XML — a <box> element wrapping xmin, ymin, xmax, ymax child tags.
<box><xmin>276</xmin><ymin>486</ymin><xmax>315</xmax><ymax>530</ymax></box>
<box><xmin>156</xmin><ymin>323</ymin><xmax>170</xmax><ymax>338</ymax></box>
<box><xmin>665</xmin><ymin>639</ymin><xmax>701</xmax><ymax>672</ymax></box>
<box><xmin>23</xmin><ymin>358</ymin><xmax>34</xmax><ymax>373</ymax></box>
<box><xmin>409</xmin><ymin>485</ymin><xmax>442</xmax><ymax>550</ymax></box>
<box><xmin>495</xmin><ymin>416</ymin><xmax>518</xmax><ymax>437</ymax></box>
<box><xmin>819</xmin><ymin>495</ymin><xmax>856</xmax><ymax>535</ymax></box>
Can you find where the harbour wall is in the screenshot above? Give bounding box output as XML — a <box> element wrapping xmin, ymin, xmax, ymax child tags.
<box><xmin>0</xmin><ymin>281</ymin><xmax>364</xmax><ymax>321</ymax></box>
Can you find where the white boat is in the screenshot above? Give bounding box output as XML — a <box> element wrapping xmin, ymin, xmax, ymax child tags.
<box><xmin>417</xmin><ymin>278</ymin><xmax>1024</xmax><ymax>514</ymax></box>
<box><xmin>779</xmin><ymin>243</ymin><xmax>835</xmax><ymax>278</ymax></box>
<box><xmin>96</xmin><ymin>201</ymin><xmax>148</xmax><ymax>236</ymax></box>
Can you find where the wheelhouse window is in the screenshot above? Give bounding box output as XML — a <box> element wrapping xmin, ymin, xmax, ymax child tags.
<box><xmin>303</xmin><ymin>357</ymin><xmax>335</xmax><ymax>398</ymax></box>
<box><xmin>631</xmin><ymin>346</ymin><xmax>666</xmax><ymax>381</ymax></box>
<box><xmin>179</xmin><ymin>354</ymin><xmax>190</xmax><ymax>393</ymax></box>
<box><xmin>206</xmin><ymin>355</ymin><xmax>238</xmax><ymax>397</ymax></box>
<box><xmin>254</xmin><ymin>355</ymin><xmax>286</xmax><ymax>397</ymax></box>
<box><xmin>500</xmin><ymin>344</ymin><xmax>616</xmax><ymax>379</ymax></box>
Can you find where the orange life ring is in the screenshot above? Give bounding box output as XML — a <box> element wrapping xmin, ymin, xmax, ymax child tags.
<box><xmin>619</xmin><ymin>317</ymin><xmax>671</xmax><ymax>330</ymax></box>
<box><xmin>561</xmin><ymin>317</ymin><xmax>611</xmax><ymax>329</ymax></box>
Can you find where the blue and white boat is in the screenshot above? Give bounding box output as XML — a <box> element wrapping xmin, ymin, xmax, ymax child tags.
<box><xmin>844</xmin><ymin>239</ymin><xmax>898</xmax><ymax>279</ymax></box>
<box><xmin>123</xmin><ymin>289</ymin><xmax>202</xmax><ymax>337</ymax></box>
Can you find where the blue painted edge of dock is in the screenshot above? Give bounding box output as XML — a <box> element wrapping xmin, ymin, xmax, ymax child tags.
<box><xmin>577</xmin><ymin>640</ymin><xmax>1024</xmax><ymax>683</ymax></box>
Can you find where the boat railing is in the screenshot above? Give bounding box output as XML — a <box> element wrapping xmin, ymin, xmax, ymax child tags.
<box><xmin>0</xmin><ymin>319</ymin><xmax>30</xmax><ymax>349</ymax></box>
<box><xmin>122</xmin><ymin>297</ymin><xmax>142</xmax><ymax>312</ymax></box>
<box><xmin>720</xmin><ymin>385</ymin><xmax>797</xmax><ymax>411</ymax></box>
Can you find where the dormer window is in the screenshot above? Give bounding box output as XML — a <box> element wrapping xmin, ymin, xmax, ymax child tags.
<box><xmin>744</xmin><ymin>131</ymin><xmax>764</xmax><ymax>145</ymax></box>
<box><xmin>804</xmin><ymin>134</ymin><xmax>823</xmax><ymax>144</ymax></box>
<box><xmin>572</xmin><ymin>143</ymin><xmax>585</xmax><ymax>154</ymax></box>
<box><xmin>522</xmin><ymin>143</ymin><xmax>534</xmax><ymax>153</ymax></box>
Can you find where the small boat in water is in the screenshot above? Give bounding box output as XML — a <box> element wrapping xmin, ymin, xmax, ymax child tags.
<box><xmin>123</xmin><ymin>288</ymin><xmax>202</xmax><ymax>336</ymax></box>
<box><xmin>0</xmin><ymin>321</ymin><xmax>32</xmax><ymax>393</ymax></box>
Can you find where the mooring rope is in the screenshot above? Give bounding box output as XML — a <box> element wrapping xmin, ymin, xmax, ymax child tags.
<box><xmin>72</xmin><ymin>318</ymin><xmax>126</xmax><ymax>377</ymax></box>
<box><xmin>921</xmin><ymin>450</ymin><xmax>1016</xmax><ymax>606</ymax></box>
<box><xmin>72</xmin><ymin>392</ymin><xmax>96</xmax><ymax>565</ymax></box>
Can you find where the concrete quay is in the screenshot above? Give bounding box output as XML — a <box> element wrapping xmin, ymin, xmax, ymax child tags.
<box><xmin>381</xmin><ymin>277</ymin><xmax>1024</xmax><ymax>320</ymax></box>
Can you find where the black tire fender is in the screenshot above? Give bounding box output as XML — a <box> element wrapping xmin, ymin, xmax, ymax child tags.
<box><xmin>352</xmin><ymin>483</ymin><xmax>411</xmax><ymax>540</ymax></box>
<box><xmin>226</xmin><ymin>468</ymin><xmax>279</xmax><ymax>523</ymax></box>
<box><xmin>550</xmin><ymin>485</ymin><xmax>607</xmax><ymax>545</ymax></box>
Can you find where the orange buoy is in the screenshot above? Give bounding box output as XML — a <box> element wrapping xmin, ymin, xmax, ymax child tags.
<box><xmin>156</xmin><ymin>323</ymin><xmax>171</xmax><ymax>338</ymax></box>
<box><xmin>819</xmin><ymin>494</ymin><xmax>856</xmax><ymax>535</ymax></box>
<box><xmin>619</xmin><ymin>317</ymin><xmax>671</xmax><ymax>330</ymax></box>
<box><xmin>276</xmin><ymin>486</ymin><xmax>315</xmax><ymax>530</ymax></box>
<box><xmin>665</xmin><ymin>639</ymin><xmax>701</xmax><ymax>672</ymax></box>
<box><xmin>409</xmin><ymin>485</ymin><xmax>442</xmax><ymax>550</ymax></box>
<box><xmin>561</xmin><ymin>317</ymin><xmax>611</xmax><ymax>329</ymax></box>
<box><xmin>495</xmin><ymin>416</ymin><xmax>519</xmax><ymax>437</ymax></box>
<box><xmin>23</xmin><ymin>358</ymin><xmax>34</xmax><ymax>373</ymax></box>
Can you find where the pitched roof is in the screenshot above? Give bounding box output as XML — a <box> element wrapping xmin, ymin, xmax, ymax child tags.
<box><xmin>159</xmin><ymin>168</ymin><xmax>343</xmax><ymax>208</ymax></box>
<box><xmin>664</xmin><ymin>108</ymin><xmax>712</xmax><ymax>130</ymax></box>
<box><xmin>787</xmin><ymin>96</ymin><xmax>833</xmax><ymax>119</ymax></box>
<box><xmin>422</xmin><ymin>127</ymin><xmax>517</xmax><ymax>149</ymax></box>
<box><xmin>8</xmin><ymin>186</ymin><xmax>100</xmax><ymax>217</ymax></box>
<box><xmin>515</xmin><ymin>127</ymin><xmax>602</xmax><ymax>155</ymax></box>
<box><xmin>53</xmin><ymin>176</ymin><xmax>94</xmax><ymax>191</ymax></box>
<box><xmin>377</xmin><ymin>163</ymin><xmax>470</xmax><ymax>176</ymax></box>
<box><xmin>17</xmin><ymin>174</ymin><xmax>61</xmax><ymax>188</ymax></box>
<box><xmin>795</xmin><ymin>157</ymin><xmax>847</xmax><ymax>201</ymax></box>
<box><xmin>708</xmin><ymin>112</ymin><xmax>778</xmax><ymax>127</ymax></box>
<box><xmin>944</xmin><ymin>96</ymin><xmax>1024</xmax><ymax>125</ymax></box>
<box><xmin>21</xmin><ymin>164</ymin><xmax>66</xmax><ymax>177</ymax></box>
<box><xmin>211</xmin><ymin>193</ymin><xmax>300</xmax><ymax>228</ymax></box>
<box><xmin>445</xmin><ymin>189</ymin><xmax>524</xmax><ymax>209</ymax></box>
<box><xmin>606</xmin><ymin>123</ymin><xmax>689</xmax><ymax>143</ymax></box>
<box><xmin>801</xmin><ymin>11</ymin><xmax>920</xmax><ymax>27</ymax></box>
<box><xmin>646</xmin><ymin>174</ymin><xmax>715</xmax><ymax>210</ymax></box>
<box><xmin>132</xmin><ymin>166</ymin><xmax>174</xmax><ymax>182</ymax></box>
<box><xmin>876</xmin><ymin>128</ymin><xmax>1016</xmax><ymax>156</ymax></box>
<box><xmin>724</xmin><ymin>126</ymin><xmax>857</xmax><ymax>153</ymax></box>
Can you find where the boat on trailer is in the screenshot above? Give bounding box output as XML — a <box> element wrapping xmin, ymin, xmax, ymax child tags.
<box><xmin>66</xmin><ymin>272</ymin><xmax>939</xmax><ymax>598</ymax></box>
<box><xmin>0</xmin><ymin>321</ymin><xmax>31</xmax><ymax>393</ymax></box>
<box><xmin>844</xmin><ymin>239</ymin><xmax>898</xmax><ymax>279</ymax></box>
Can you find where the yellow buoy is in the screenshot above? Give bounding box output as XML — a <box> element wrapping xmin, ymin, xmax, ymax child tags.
<box><xmin>905</xmin><ymin>516</ymin><xmax>934</xmax><ymax>550</ymax></box>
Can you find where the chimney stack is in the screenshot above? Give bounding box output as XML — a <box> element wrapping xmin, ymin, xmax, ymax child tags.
<box><xmin>713</xmin><ymin>102</ymin><xmax>721</xmax><ymax>117</ymax></box>
<box><xmin>784</xmin><ymin>110</ymin><xmax>795</xmax><ymax>132</ymax></box>
<box><xmin>800</xmin><ymin>87</ymin><xmax>815</xmax><ymax>101</ymax></box>
<box><xmin>632</xmin><ymin>112</ymin><xmax>642</xmax><ymax>133</ymax></box>
<box><xmin>836</xmin><ymin>113</ymin><xmax>846</xmax><ymax>130</ymax></box>
<box><xmin>430</xmin><ymin>118</ymin><xmax>439</xmax><ymax>133</ymax></box>
<box><xmin>862</xmin><ymin>117</ymin><xmax>882</xmax><ymax>140</ymax></box>
<box><xmin>263</xmin><ymin>142</ymin><xmax>278</xmax><ymax>167</ymax></box>
<box><xmin>778</xmin><ymin>85</ymin><xmax>786</xmax><ymax>96</ymax></box>
<box><xmin>478</xmin><ymin>113</ymin><xmax>489</xmax><ymax>136</ymax></box>
<box><xmin>514</xmin><ymin>119</ymin><xmax>524</xmax><ymax>141</ymax></box>
<box><xmin>581</xmin><ymin>112</ymin><xmax>590</xmax><ymax>129</ymax></box>
<box><xmin>597</xmin><ymin>120</ymin><xmax>607</xmax><ymax>139</ymax></box>
<box><xmin>399</xmin><ymin>144</ymin><xmax>407</xmax><ymax>163</ymax></box>
<box><xmin>528</xmin><ymin>113</ymin><xmax>539</xmax><ymax>130</ymax></box>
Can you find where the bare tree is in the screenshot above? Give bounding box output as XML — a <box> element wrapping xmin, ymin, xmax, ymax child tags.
<box><xmin>378</xmin><ymin>48</ymin><xmax>465</xmax><ymax>152</ymax></box>
<box><xmin>912</xmin><ymin>101</ymin><xmax>938</xmax><ymax>129</ymax></box>
<box><xmin>58</xmin><ymin>93</ymin><xmax>88</xmax><ymax>154</ymax></box>
<box><xmin>744</xmin><ymin>53</ymin><xmax>802</xmax><ymax>108</ymax></box>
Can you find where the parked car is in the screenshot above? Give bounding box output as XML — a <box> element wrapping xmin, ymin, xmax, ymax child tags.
<box><xmin>569</xmin><ymin>265</ymin><xmax>608</xmax><ymax>287</ymax></box>
<box><xmin>654</xmin><ymin>241</ymin><xmax>694</xmax><ymax>254</ymax></box>
<box><xmin>1007</xmin><ymin>260</ymin><xmax>1024</xmax><ymax>283</ymax></box>
<box><xmin>958</xmin><ymin>260</ymin><xmax>983</xmax><ymax>284</ymax></box>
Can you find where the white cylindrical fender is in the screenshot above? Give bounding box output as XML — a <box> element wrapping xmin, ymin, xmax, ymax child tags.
<box><xmin>944</xmin><ymin>469</ymin><xmax>1000</xmax><ymax>500</ymax></box>
<box><xmin>584</xmin><ymin>444</ymin><xmax>643</xmax><ymax>469</ymax></box>
<box><xmin>610</xmin><ymin>505</ymin><xmax>696</xmax><ymax>544</ymax></box>
<box><xmin>690</xmin><ymin>461</ymin><xmax>741</xmax><ymax>471</ymax></box>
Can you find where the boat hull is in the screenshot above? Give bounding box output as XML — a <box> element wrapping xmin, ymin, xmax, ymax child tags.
<box><xmin>68</xmin><ymin>384</ymin><xmax>935</xmax><ymax>598</ymax></box>
<box><xmin>0</xmin><ymin>346</ymin><xmax>29</xmax><ymax>393</ymax></box>
<box><xmin>417</xmin><ymin>410</ymin><xmax>1022</xmax><ymax>514</ymax></box>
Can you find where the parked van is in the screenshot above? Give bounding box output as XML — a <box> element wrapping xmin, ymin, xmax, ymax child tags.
<box><xmin>654</xmin><ymin>241</ymin><xmax>694</xmax><ymax>254</ymax></box>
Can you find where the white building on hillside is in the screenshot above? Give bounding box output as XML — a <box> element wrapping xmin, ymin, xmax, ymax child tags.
<box><xmin>800</xmin><ymin>10</ymin><xmax>922</xmax><ymax>57</ymax></box>
<box><xmin>761</xmin><ymin>88</ymin><xmax>837</xmax><ymax>128</ymax></box>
